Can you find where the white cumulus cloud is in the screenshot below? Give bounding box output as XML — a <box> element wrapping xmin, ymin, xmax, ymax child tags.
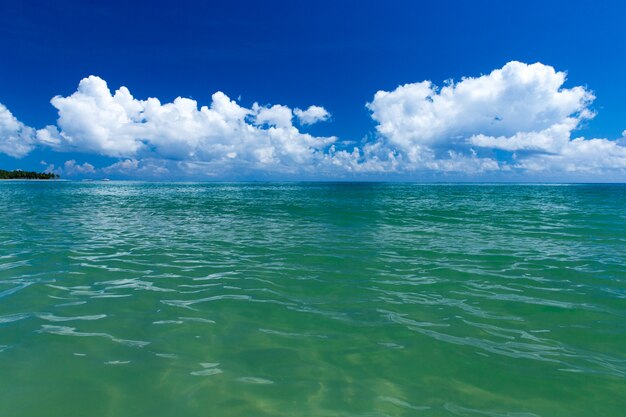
<box><xmin>45</xmin><ymin>76</ymin><xmax>338</xmax><ymax>174</ymax></box>
<box><xmin>516</xmin><ymin>138</ymin><xmax>626</xmax><ymax>173</ymax></box>
<box><xmin>102</xmin><ymin>159</ymin><xmax>169</xmax><ymax>177</ymax></box>
<box><xmin>294</xmin><ymin>105</ymin><xmax>331</xmax><ymax>125</ymax></box>
<box><xmin>0</xmin><ymin>104</ymin><xmax>37</xmax><ymax>158</ymax></box>
<box><xmin>367</xmin><ymin>61</ymin><xmax>626</xmax><ymax>176</ymax></box>
<box><xmin>63</xmin><ymin>160</ymin><xmax>96</xmax><ymax>175</ymax></box>
<box><xmin>367</xmin><ymin>61</ymin><xmax>594</xmax><ymax>154</ymax></box>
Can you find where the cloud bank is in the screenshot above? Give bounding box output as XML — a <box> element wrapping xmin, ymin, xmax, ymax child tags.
<box><xmin>39</xmin><ymin>76</ymin><xmax>337</xmax><ymax>175</ymax></box>
<box><xmin>1</xmin><ymin>61</ymin><xmax>625</xmax><ymax>179</ymax></box>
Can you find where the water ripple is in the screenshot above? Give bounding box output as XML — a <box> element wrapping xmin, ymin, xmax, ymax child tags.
<box><xmin>1</xmin><ymin>182</ymin><xmax>625</xmax><ymax>416</ymax></box>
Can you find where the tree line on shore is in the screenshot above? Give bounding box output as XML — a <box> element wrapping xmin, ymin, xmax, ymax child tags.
<box><xmin>0</xmin><ymin>169</ymin><xmax>60</xmax><ymax>180</ymax></box>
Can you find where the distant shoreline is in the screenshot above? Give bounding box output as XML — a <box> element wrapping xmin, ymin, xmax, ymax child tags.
<box><xmin>0</xmin><ymin>179</ymin><xmax>65</xmax><ymax>181</ymax></box>
<box><xmin>0</xmin><ymin>169</ymin><xmax>60</xmax><ymax>180</ymax></box>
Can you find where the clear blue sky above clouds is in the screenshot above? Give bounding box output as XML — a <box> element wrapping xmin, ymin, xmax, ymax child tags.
<box><xmin>1</xmin><ymin>0</ymin><xmax>626</xmax><ymax>181</ymax></box>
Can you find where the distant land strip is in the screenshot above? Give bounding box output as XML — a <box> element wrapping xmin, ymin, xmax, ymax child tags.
<box><xmin>0</xmin><ymin>169</ymin><xmax>59</xmax><ymax>180</ymax></box>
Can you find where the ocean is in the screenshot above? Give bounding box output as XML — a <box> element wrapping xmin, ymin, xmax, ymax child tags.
<box><xmin>0</xmin><ymin>182</ymin><xmax>625</xmax><ymax>416</ymax></box>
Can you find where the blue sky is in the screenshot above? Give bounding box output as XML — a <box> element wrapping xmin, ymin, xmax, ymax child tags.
<box><xmin>1</xmin><ymin>0</ymin><xmax>626</xmax><ymax>180</ymax></box>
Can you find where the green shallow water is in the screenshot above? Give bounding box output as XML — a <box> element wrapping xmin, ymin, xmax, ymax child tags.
<box><xmin>0</xmin><ymin>182</ymin><xmax>625</xmax><ymax>416</ymax></box>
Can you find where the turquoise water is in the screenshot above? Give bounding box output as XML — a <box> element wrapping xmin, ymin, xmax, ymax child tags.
<box><xmin>0</xmin><ymin>182</ymin><xmax>625</xmax><ymax>416</ymax></box>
